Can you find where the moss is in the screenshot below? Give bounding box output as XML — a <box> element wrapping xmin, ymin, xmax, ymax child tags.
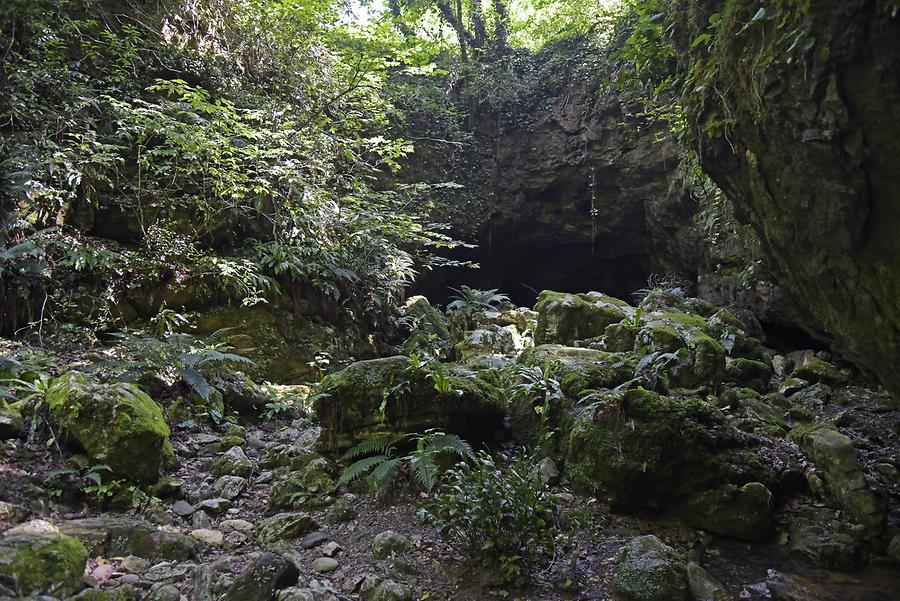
<box><xmin>564</xmin><ymin>388</ymin><xmax>740</xmax><ymax>509</ymax></box>
<box><xmin>0</xmin><ymin>523</ymin><xmax>89</xmax><ymax>597</ymax></box>
<box><xmin>533</xmin><ymin>291</ymin><xmax>630</xmax><ymax>345</ymax></box>
<box><xmin>603</xmin><ymin>321</ymin><xmax>638</xmax><ymax>352</ymax></box>
<box><xmin>725</xmin><ymin>357</ymin><xmax>773</xmax><ymax>391</ymax></box>
<box><xmin>613</xmin><ymin>535</ymin><xmax>687</xmax><ymax>601</ymax></box>
<box><xmin>792</xmin><ymin>358</ymin><xmax>849</xmax><ymax>386</ymax></box>
<box><xmin>46</xmin><ymin>372</ymin><xmax>171</xmax><ymax>484</ymax></box>
<box><xmin>678</xmin><ymin>482</ymin><xmax>774</xmax><ymax>541</ymax></box>
<box><xmin>654</xmin><ymin>311</ymin><xmax>710</xmax><ymax>331</ymax></box>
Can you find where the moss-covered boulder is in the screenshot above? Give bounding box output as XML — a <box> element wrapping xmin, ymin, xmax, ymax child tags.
<box><xmin>46</xmin><ymin>372</ymin><xmax>172</xmax><ymax>483</ymax></box>
<box><xmin>313</xmin><ymin>356</ymin><xmax>504</xmax><ymax>451</ymax></box>
<box><xmin>257</xmin><ymin>513</ymin><xmax>318</xmax><ymax>546</ymax></box>
<box><xmin>787</xmin><ymin>507</ymin><xmax>865</xmax><ymax>571</ymax></box>
<box><xmin>533</xmin><ymin>291</ymin><xmax>631</xmax><ymax>345</ymax></box>
<box><xmin>636</xmin><ymin>313</ymin><xmax>726</xmax><ymax>390</ymax></box>
<box><xmin>57</xmin><ymin>517</ymin><xmax>201</xmax><ymax>561</ymax></box>
<box><xmin>455</xmin><ymin>325</ymin><xmax>524</xmax><ymax>362</ymax></box>
<box><xmin>0</xmin><ymin>519</ymin><xmax>88</xmax><ymax>597</ymax></box>
<box><xmin>207</xmin><ymin>446</ymin><xmax>253</xmax><ymax>478</ymax></box>
<box><xmin>788</xmin><ymin>425</ymin><xmax>884</xmax><ymax>536</ymax></box>
<box><xmin>0</xmin><ymin>403</ymin><xmax>24</xmax><ymax>440</ymax></box>
<box><xmin>725</xmin><ymin>358</ymin><xmax>773</xmax><ymax>392</ymax></box>
<box><xmin>400</xmin><ymin>296</ymin><xmax>453</xmax><ymax>359</ymax></box>
<box><xmin>678</xmin><ymin>482</ymin><xmax>774</xmax><ymax>541</ymax></box>
<box><xmin>612</xmin><ymin>535</ymin><xmax>687</xmax><ymax>601</ymax></box>
<box><xmin>564</xmin><ymin>388</ymin><xmax>771</xmax><ymax>511</ymax></box>
<box><xmin>519</xmin><ymin>345</ymin><xmax>633</xmax><ymax>397</ymax></box>
<box><xmin>792</xmin><ymin>358</ymin><xmax>849</xmax><ymax>387</ymax></box>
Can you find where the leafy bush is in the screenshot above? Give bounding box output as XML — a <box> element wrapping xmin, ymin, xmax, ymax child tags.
<box><xmin>418</xmin><ymin>450</ymin><xmax>564</xmax><ymax>583</ymax></box>
<box><xmin>446</xmin><ymin>286</ymin><xmax>510</xmax><ymax>316</ymax></box>
<box><xmin>338</xmin><ymin>430</ymin><xmax>473</xmax><ymax>494</ymax></box>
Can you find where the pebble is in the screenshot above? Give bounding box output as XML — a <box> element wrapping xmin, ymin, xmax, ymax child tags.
<box><xmin>311</xmin><ymin>557</ymin><xmax>339</xmax><ymax>573</ymax></box>
<box><xmin>321</xmin><ymin>541</ymin><xmax>342</xmax><ymax>557</ymax></box>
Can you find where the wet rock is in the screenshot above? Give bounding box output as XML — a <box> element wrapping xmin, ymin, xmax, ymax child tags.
<box><xmin>257</xmin><ymin>513</ymin><xmax>318</xmax><ymax>546</ymax></box>
<box><xmin>787</xmin><ymin>507</ymin><xmax>863</xmax><ymax>570</ymax></box>
<box><xmin>612</xmin><ymin>535</ymin><xmax>687</xmax><ymax>601</ymax></box>
<box><xmin>534</xmin><ymin>290</ymin><xmax>631</xmax><ymax>345</ymax></box>
<box><xmin>371</xmin><ymin>531</ymin><xmax>411</xmax><ymax>559</ymax></box>
<box><xmin>57</xmin><ymin>517</ymin><xmax>200</xmax><ymax>561</ymax></box>
<box><xmin>685</xmin><ymin>562</ymin><xmax>730</xmax><ymax>601</ymax></box>
<box><xmin>678</xmin><ymin>482</ymin><xmax>773</xmax><ymax>541</ymax></box>
<box><xmin>214</xmin><ymin>475</ymin><xmax>248</xmax><ymax>500</ymax></box>
<box><xmin>311</xmin><ymin>557</ymin><xmax>338</xmax><ymax>573</ymax></box>
<box><xmin>191</xmin><ymin>528</ymin><xmax>224</xmax><ymax>547</ymax></box>
<box><xmin>222</xmin><ymin>552</ymin><xmax>299</xmax><ymax>601</ymax></box>
<box><xmin>0</xmin><ymin>519</ymin><xmax>89</xmax><ymax>597</ymax></box>
<box><xmin>207</xmin><ymin>446</ymin><xmax>252</xmax><ymax>478</ymax></box>
<box><xmin>46</xmin><ymin>372</ymin><xmax>172</xmax><ymax>483</ymax></box>
<box><xmin>789</xmin><ymin>425</ymin><xmax>884</xmax><ymax>535</ymax></box>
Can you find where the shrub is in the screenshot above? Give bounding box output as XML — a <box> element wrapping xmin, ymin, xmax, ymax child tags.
<box><xmin>418</xmin><ymin>450</ymin><xmax>564</xmax><ymax>584</ymax></box>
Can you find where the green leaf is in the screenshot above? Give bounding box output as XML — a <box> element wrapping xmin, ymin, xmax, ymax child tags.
<box><xmin>178</xmin><ymin>367</ymin><xmax>211</xmax><ymax>401</ymax></box>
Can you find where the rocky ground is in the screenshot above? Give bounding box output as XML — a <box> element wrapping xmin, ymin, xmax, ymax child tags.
<box><xmin>1</xmin><ymin>288</ymin><xmax>899</xmax><ymax>601</ymax></box>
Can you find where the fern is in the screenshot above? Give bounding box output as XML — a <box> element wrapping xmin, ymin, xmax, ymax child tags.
<box><xmin>178</xmin><ymin>367</ymin><xmax>212</xmax><ymax>400</ymax></box>
<box><xmin>368</xmin><ymin>457</ymin><xmax>404</xmax><ymax>492</ymax></box>
<box><xmin>342</xmin><ymin>439</ymin><xmax>395</xmax><ymax>461</ymax></box>
<box><xmin>338</xmin><ymin>455</ymin><xmax>392</xmax><ymax>486</ymax></box>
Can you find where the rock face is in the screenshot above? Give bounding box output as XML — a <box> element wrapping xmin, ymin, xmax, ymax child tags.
<box><xmin>0</xmin><ymin>520</ymin><xmax>89</xmax><ymax>597</ymax></box>
<box><xmin>672</xmin><ymin>0</ymin><xmax>900</xmax><ymax>400</ymax></box>
<box><xmin>46</xmin><ymin>372</ymin><xmax>173</xmax><ymax>483</ymax></box>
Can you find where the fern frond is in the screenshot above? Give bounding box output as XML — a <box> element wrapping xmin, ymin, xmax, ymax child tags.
<box><xmin>178</xmin><ymin>367</ymin><xmax>211</xmax><ymax>400</ymax></box>
<box><xmin>341</xmin><ymin>439</ymin><xmax>395</xmax><ymax>461</ymax></box>
<box><xmin>338</xmin><ymin>455</ymin><xmax>388</xmax><ymax>486</ymax></box>
<box><xmin>424</xmin><ymin>433</ymin><xmax>473</xmax><ymax>458</ymax></box>
<box><xmin>410</xmin><ymin>455</ymin><xmax>438</xmax><ymax>491</ymax></box>
<box><xmin>367</xmin><ymin>457</ymin><xmax>403</xmax><ymax>492</ymax></box>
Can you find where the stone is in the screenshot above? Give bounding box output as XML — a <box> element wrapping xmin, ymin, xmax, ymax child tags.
<box><xmin>792</xmin><ymin>358</ymin><xmax>849</xmax><ymax>387</ymax></box>
<box><xmin>789</xmin><ymin>425</ymin><xmax>884</xmax><ymax>535</ymax></box>
<box><xmin>192</xmin><ymin>511</ymin><xmax>214</xmax><ymax>530</ymax></box>
<box><xmin>0</xmin><ymin>501</ymin><xmax>29</xmax><ymax>525</ymax></box>
<box><xmin>535</xmin><ymin>457</ymin><xmax>560</xmax><ymax>486</ymax></box>
<box><xmin>455</xmin><ymin>325</ymin><xmax>523</xmax><ymax>361</ymax></box>
<box><xmin>119</xmin><ymin>555</ymin><xmax>150</xmax><ymax>574</ymax></box>
<box><xmin>0</xmin><ymin>519</ymin><xmax>89</xmax><ymax>597</ymax></box>
<box><xmin>222</xmin><ymin>553</ymin><xmax>299</xmax><ymax>601</ymax></box>
<box><xmin>171</xmin><ymin>501</ymin><xmax>195</xmax><ymax>518</ymax></box>
<box><xmin>678</xmin><ymin>482</ymin><xmax>774</xmax><ymax>541</ymax></box>
<box><xmin>300</xmin><ymin>531</ymin><xmax>330</xmax><ymax>549</ymax></box>
<box><xmin>368</xmin><ymin>579</ymin><xmax>412</xmax><ymax>601</ymax></box>
<box><xmin>214</xmin><ymin>475</ymin><xmax>248</xmax><ymax>500</ymax></box>
<box><xmin>371</xmin><ymin>530</ymin><xmax>411</xmax><ymax>559</ymax></box>
<box><xmin>328</xmin><ymin>495</ymin><xmax>358</xmax><ymax>523</ymax></box>
<box><xmin>401</xmin><ymin>295</ymin><xmax>453</xmax><ymax>359</ymax></box>
<box><xmin>685</xmin><ymin>562</ymin><xmax>730</xmax><ymax>601</ymax></box>
<box><xmin>144</xmin><ymin>561</ymin><xmax>194</xmax><ymax>584</ymax></box>
<box><xmin>191</xmin><ymin>529</ymin><xmax>224</xmax><ymax>547</ymax></box>
<box><xmin>257</xmin><ymin>513</ymin><xmax>318</xmax><ymax>546</ymax></box>
<box><xmin>311</xmin><ymin>557</ymin><xmax>339</xmax><ymax>573</ymax></box>
<box><xmin>321</xmin><ymin>541</ymin><xmax>342</xmax><ymax>557</ymax></box>
<box><xmin>192</xmin><ymin>559</ymin><xmax>232</xmax><ymax>601</ymax></box>
<box><xmin>888</xmin><ymin>533</ymin><xmax>900</xmax><ymax>564</ymax></box>
<box><xmin>224</xmin><ymin>531</ymin><xmax>247</xmax><ymax>550</ymax></box>
<box><xmin>207</xmin><ymin>446</ymin><xmax>252</xmax><ymax>478</ymax></box>
<box><xmin>533</xmin><ymin>290</ymin><xmax>631</xmax><ymax>345</ymax></box>
<box><xmin>612</xmin><ymin>535</ymin><xmax>687</xmax><ymax>601</ymax></box>
<box><xmin>70</xmin><ymin>586</ymin><xmax>139</xmax><ymax>601</ymax></box>
<box><xmin>0</xmin><ymin>405</ymin><xmax>24</xmax><ymax>440</ymax></box>
<box><xmin>787</xmin><ymin>508</ymin><xmax>864</xmax><ymax>571</ymax></box>
<box><xmin>145</xmin><ymin>583</ymin><xmax>181</xmax><ymax>601</ymax></box>
<box><xmin>45</xmin><ymin>371</ymin><xmax>172</xmax><ymax>483</ymax></box>
<box><xmin>196</xmin><ymin>497</ymin><xmax>231</xmax><ymax>514</ymax></box>
<box><xmin>57</xmin><ymin>517</ymin><xmax>200</xmax><ymax>561</ymax></box>
<box><xmin>147</xmin><ymin>476</ymin><xmax>184</xmax><ymax>499</ymax></box>
<box><xmin>276</xmin><ymin>587</ymin><xmax>317</xmax><ymax>601</ymax></box>
<box><xmin>220</xmin><ymin>519</ymin><xmax>254</xmax><ymax>535</ymax></box>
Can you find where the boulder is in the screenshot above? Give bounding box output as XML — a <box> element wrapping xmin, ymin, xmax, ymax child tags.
<box><xmin>534</xmin><ymin>291</ymin><xmax>631</xmax><ymax>345</ymax></box>
<box><xmin>455</xmin><ymin>325</ymin><xmax>523</xmax><ymax>362</ymax></box>
<box><xmin>207</xmin><ymin>446</ymin><xmax>252</xmax><ymax>478</ymax></box>
<box><xmin>685</xmin><ymin>562</ymin><xmax>731</xmax><ymax>601</ymax></box>
<box><xmin>678</xmin><ymin>482</ymin><xmax>773</xmax><ymax>541</ymax></box>
<box><xmin>371</xmin><ymin>530</ymin><xmax>411</xmax><ymax>559</ymax></box>
<box><xmin>0</xmin><ymin>404</ymin><xmax>23</xmax><ymax>440</ymax></box>
<box><xmin>400</xmin><ymin>296</ymin><xmax>453</xmax><ymax>359</ymax></box>
<box><xmin>0</xmin><ymin>519</ymin><xmax>89</xmax><ymax>597</ymax></box>
<box><xmin>565</xmin><ymin>388</ymin><xmax>764</xmax><ymax>511</ymax></box>
<box><xmin>57</xmin><ymin>517</ymin><xmax>201</xmax><ymax>561</ymax></box>
<box><xmin>314</xmin><ymin>356</ymin><xmax>504</xmax><ymax>450</ymax></box>
<box><xmin>257</xmin><ymin>513</ymin><xmax>318</xmax><ymax>546</ymax></box>
<box><xmin>787</xmin><ymin>507</ymin><xmax>864</xmax><ymax>571</ymax></box>
<box><xmin>788</xmin><ymin>425</ymin><xmax>884</xmax><ymax>536</ymax></box>
<box><xmin>612</xmin><ymin>535</ymin><xmax>687</xmax><ymax>601</ymax></box>
<box><xmin>46</xmin><ymin>372</ymin><xmax>172</xmax><ymax>483</ymax></box>
<box><xmin>222</xmin><ymin>553</ymin><xmax>299</xmax><ymax>601</ymax></box>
